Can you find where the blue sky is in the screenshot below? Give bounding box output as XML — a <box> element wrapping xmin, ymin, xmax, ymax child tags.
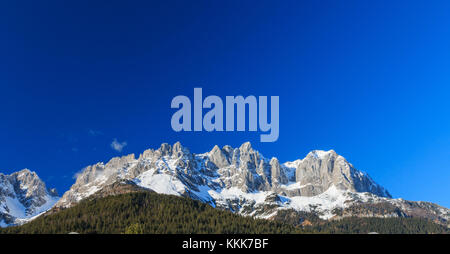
<box><xmin>0</xmin><ymin>1</ymin><xmax>449</xmax><ymax>207</ymax></box>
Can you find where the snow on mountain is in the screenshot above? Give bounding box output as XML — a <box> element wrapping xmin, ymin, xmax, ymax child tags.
<box><xmin>0</xmin><ymin>169</ymin><xmax>60</xmax><ymax>227</ymax></box>
<box><xmin>54</xmin><ymin>142</ymin><xmax>450</xmax><ymax>225</ymax></box>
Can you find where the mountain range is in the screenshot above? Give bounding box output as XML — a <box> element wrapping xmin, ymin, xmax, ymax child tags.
<box><xmin>1</xmin><ymin>142</ymin><xmax>449</xmax><ymax>229</ymax></box>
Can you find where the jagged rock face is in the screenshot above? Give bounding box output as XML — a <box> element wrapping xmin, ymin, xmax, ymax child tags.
<box><xmin>54</xmin><ymin>142</ymin><xmax>449</xmax><ymax>225</ymax></box>
<box><xmin>209</xmin><ymin>145</ymin><xmax>230</xmax><ymax>169</ymax></box>
<box><xmin>270</xmin><ymin>158</ymin><xmax>288</xmax><ymax>187</ymax></box>
<box><xmin>295</xmin><ymin>150</ymin><xmax>391</xmax><ymax>197</ymax></box>
<box><xmin>0</xmin><ymin>169</ymin><xmax>59</xmax><ymax>227</ymax></box>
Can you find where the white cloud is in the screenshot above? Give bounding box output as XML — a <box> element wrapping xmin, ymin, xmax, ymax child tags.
<box><xmin>88</xmin><ymin>129</ymin><xmax>103</xmax><ymax>136</ymax></box>
<box><xmin>111</xmin><ymin>138</ymin><xmax>127</xmax><ymax>152</ymax></box>
<box><xmin>72</xmin><ymin>168</ymin><xmax>85</xmax><ymax>180</ymax></box>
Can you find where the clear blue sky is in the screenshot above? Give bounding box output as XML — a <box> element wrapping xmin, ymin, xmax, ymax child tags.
<box><xmin>0</xmin><ymin>1</ymin><xmax>449</xmax><ymax>207</ymax></box>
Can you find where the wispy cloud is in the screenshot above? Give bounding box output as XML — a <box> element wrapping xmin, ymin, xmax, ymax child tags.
<box><xmin>72</xmin><ymin>169</ymin><xmax>85</xmax><ymax>180</ymax></box>
<box><xmin>111</xmin><ymin>138</ymin><xmax>127</xmax><ymax>152</ymax></box>
<box><xmin>88</xmin><ymin>129</ymin><xmax>103</xmax><ymax>136</ymax></box>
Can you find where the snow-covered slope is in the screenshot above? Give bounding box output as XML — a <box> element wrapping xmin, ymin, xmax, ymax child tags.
<box><xmin>0</xmin><ymin>169</ymin><xmax>59</xmax><ymax>227</ymax></box>
<box><xmin>55</xmin><ymin>142</ymin><xmax>449</xmax><ymax>225</ymax></box>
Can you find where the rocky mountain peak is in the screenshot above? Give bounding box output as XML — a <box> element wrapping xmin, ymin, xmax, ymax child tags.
<box><xmin>157</xmin><ymin>143</ymin><xmax>172</xmax><ymax>156</ymax></box>
<box><xmin>209</xmin><ymin>145</ymin><xmax>230</xmax><ymax>169</ymax></box>
<box><xmin>295</xmin><ymin>150</ymin><xmax>391</xmax><ymax>198</ymax></box>
<box><xmin>172</xmin><ymin>141</ymin><xmax>190</xmax><ymax>158</ymax></box>
<box><xmin>236</xmin><ymin>142</ymin><xmax>262</xmax><ymax>171</ymax></box>
<box><xmin>0</xmin><ymin>169</ymin><xmax>60</xmax><ymax>227</ymax></box>
<box><xmin>239</xmin><ymin>141</ymin><xmax>253</xmax><ymax>152</ymax></box>
<box><xmin>307</xmin><ymin>149</ymin><xmax>337</xmax><ymax>160</ymax></box>
<box><xmin>139</xmin><ymin>148</ymin><xmax>155</xmax><ymax>160</ymax></box>
<box><xmin>150</xmin><ymin>142</ymin><xmax>191</xmax><ymax>160</ymax></box>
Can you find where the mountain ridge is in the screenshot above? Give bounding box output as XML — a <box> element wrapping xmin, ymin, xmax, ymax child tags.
<box><xmin>54</xmin><ymin>141</ymin><xmax>449</xmax><ymax>225</ymax></box>
<box><xmin>1</xmin><ymin>142</ymin><xmax>448</xmax><ymax>228</ymax></box>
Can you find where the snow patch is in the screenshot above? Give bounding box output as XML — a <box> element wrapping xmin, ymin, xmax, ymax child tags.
<box><xmin>5</xmin><ymin>196</ymin><xmax>26</xmax><ymax>218</ymax></box>
<box><xmin>287</xmin><ymin>185</ymin><xmax>350</xmax><ymax>219</ymax></box>
<box><xmin>134</xmin><ymin>171</ymin><xmax>186</xmax><ymax>196</ymax></box>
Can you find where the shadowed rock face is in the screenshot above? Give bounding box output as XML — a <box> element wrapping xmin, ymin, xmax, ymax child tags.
<box><xmin>0</xmin><ymin>169</ymin><xmax>59</xmax><ymax>226</ymax></box>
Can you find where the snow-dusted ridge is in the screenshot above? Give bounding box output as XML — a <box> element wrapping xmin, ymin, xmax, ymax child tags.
<box><xmin>52</xmin><ymin>142</ymin><xmax>448</xmax><ymax>225</ymax></box>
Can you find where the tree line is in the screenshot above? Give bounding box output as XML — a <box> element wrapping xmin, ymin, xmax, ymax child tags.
<box><xmin>0</xmin><ymin>192</ymin><xmax>447</xmax><ymax>234</ymax></box>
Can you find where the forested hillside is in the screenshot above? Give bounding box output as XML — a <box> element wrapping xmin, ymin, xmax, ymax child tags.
<box><xmin>1</xmin><ymin>192</ymin><xmax>447</xmax><ymax>234</ymax></box>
